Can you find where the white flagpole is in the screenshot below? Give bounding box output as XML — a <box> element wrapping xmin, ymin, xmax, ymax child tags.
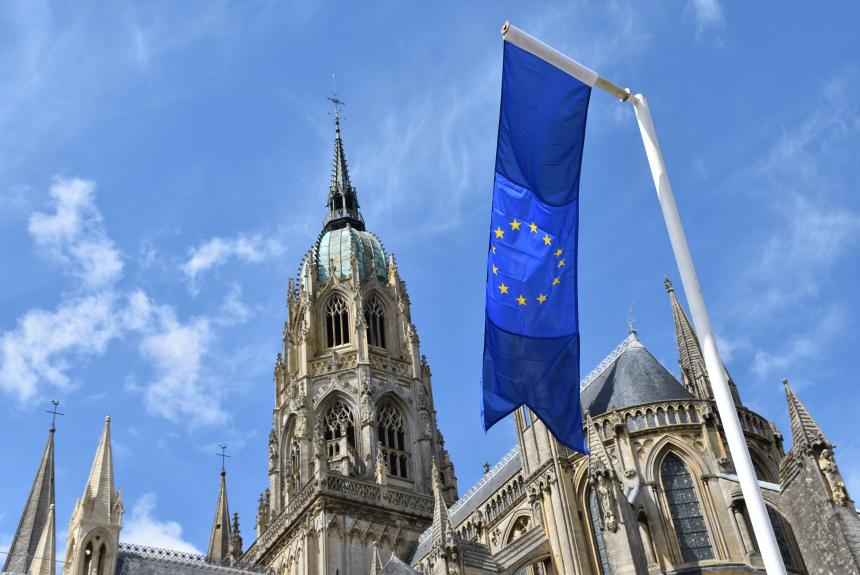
<box><xmin>501</xmin><ymin>21</ymin><xmax>788</xmax><ymax>575</ymax></box>
<box><xmin>631</xmin><ymin>94</ymin><xmax>786</xmax><ymax>575</ymax></box>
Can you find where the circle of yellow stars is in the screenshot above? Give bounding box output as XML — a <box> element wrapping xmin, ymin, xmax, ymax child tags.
<box><xmin>490</xmin><ymin>217</ymin><xmax>569</xmax><ymax>307</ymax></box>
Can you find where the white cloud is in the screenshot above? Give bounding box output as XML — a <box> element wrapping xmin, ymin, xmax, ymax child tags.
<box><xmin>690</xmin><ymin>0</ymin><xmax>724</xmax><ymax>36</ymax></box>
<box><xmin>751</xmin><ymin>306</ymin><xmax>843</xmax><ymax>379</ymax></box>
<box><xmin>125</xmin><ymin>291</ymin><xmax>226</xmax><ymax>426</ymax></box>
<box><xmin>122</xmin><ymin>493</ymin><xmax>201</xmax><ymax>554</ymax></box>
<box><xmin>28</xmin><ymin>177</ymin><xmax>123</xmax><ymax>290</ymax></box>
<box><xmin>0</xmin><ymin>292</ymin><xmax>120</xmax><ymax>402</ymax></box>
<box><xmin>182</xmin><ymin>234</ymin><xmax>283</xmax><ymax>293</ymax></box>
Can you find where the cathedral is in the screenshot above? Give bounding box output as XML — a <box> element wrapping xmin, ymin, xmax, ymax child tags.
<box><xmin>5</xmin><ymin>112</ymin><xmax>860</xmax><ymax>575</ymax></box>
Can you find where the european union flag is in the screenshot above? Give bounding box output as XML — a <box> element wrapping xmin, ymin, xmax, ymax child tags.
<box><xmin>482</xmin><ymin>40</ymin><xmax>591</xmax><ymax>453</ymax></box>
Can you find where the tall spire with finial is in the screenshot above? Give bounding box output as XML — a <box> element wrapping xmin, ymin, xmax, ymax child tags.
<box><xmin>208</xmin><ymin>444</ymin><xmax>233</xmax><ymax>564</ymax></box>
<box><xmin>324</xmin><ymin>77</ymin><xmax>364</xmax><ymax>232</ymax></box>
<box><xmin>3</xmin><ymin>403</ymin><xmax>58</xmax><ymax>575</ymax></box>
<box><xmin>783</xmin><ymin>379</ymin><xmax>830</xmax><ymax>452</ymax></box>
<box><xmin>430</xmin><ymin>458</ymin><xmax>456</xmax><ymax>551</ymax></box>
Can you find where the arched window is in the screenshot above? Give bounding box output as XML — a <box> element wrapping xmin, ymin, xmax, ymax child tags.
<box><xmin>507</xmin><ymin>516</ymin><xmax>531</xmax><ymax>543</ymax></box>
<box><xmin>364</xmin><ymin>296</ymin><xmax>386</xmax><ymax>348</ymax></box>
<box><xmin>325</xmin><ymin>295</ymin><xmax>350</xmax><ymax>348</ymax></box>
<box><xmin>322</xmin><ymin>400</ymin><xmax>355</xmax><ymax>458</ymax></box>
<box><xmin>661</xmin><ymin>454</ymin><xmax>714</xmax><ymax>562</ymax></box>
<box><xmin>588</xmin><ymin>489</ymin><xmax>614</xmax><ymax>574</ymax></box>
<box><xmin>377</xmin><ymin>402</ymin><xmax>409</xmax><ymax>479</ymax></box>
<box><xmin>286</xmin><ymin>441</ymin><xmax>301</xmax><ymax>492</ymax></box>
<box><xmin>767</xmin><ymin>507</ymin><xmax>804</xmax><ymax>572</ymax></box>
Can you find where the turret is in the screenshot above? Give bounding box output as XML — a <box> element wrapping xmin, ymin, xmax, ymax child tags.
<box><xmin>207</xmin><ymin>467</ymin><xmax>233</xmax><ymax>564</ymax></box>
<box><xmin>64</xmin><ymin>416</ymin><xmax>123</xmax><ymax>575</ymax></box>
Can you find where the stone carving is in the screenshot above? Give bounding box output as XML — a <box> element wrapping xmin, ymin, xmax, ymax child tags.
<box><xmin>818</xmin><ymin>448</ymin><xmax>849</xmax><ymax>505</ymax></box>
<box><xmin>593</xmin><ymin>472</ymin><xmax>618</xmax><ymax>532</ymax></box>
<box><xmin>268</xmin><ymin>429</ymin><xmax>279</xmax><ymax>473</ymax></box>
<box><xmin>375</xmin><ymin>442</ymin><xmax>388</xmax><ymax>485</ymax></box>
<box><xmin>311</xmin><ymin>351</ymin><xmax>358</xmax><ymax>376</ymax></box>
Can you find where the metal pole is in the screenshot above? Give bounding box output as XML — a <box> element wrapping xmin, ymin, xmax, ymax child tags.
<box><xmin>631</xmin><ymin>94</ymin><xmax>786</xmax><ymax>575</ymax></box>
<box><xmin>500</xmin><ymin>20</ymin><xmax>788</xmax><ymax>575</ymax></box>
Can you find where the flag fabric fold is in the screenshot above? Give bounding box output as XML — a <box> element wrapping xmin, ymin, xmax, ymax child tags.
<box><xmin>482</xmin><ymin>40</ymin><xmax>591</xmax><ymax>453</ymax></box>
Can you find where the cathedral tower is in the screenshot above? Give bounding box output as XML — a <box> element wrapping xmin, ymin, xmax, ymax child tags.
<box><xmin>242</xmin><ymin>108</ymin><xmax>457</xmax><ymax>574</ymax></box>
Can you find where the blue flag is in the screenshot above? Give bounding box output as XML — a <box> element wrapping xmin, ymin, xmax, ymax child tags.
<box><xmin>482</xmin><ymin>40</ymin><xmax>591</xmax><ymax>453</ymax></box>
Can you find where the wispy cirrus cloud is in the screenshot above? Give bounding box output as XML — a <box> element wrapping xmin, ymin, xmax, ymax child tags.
<box><xmin>689</xmin><ymin>0</ymin><xmax>724</xmax><ymax>36</ymax></box>
<box><xmin>182</xmin><ymin>234</ymin><xmax>284</xmax><ymax>293</ymax></box>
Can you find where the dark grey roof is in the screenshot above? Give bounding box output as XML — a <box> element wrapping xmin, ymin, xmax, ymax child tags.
<box><xmin>460</xmin><ymin>540</ymin><xmax>500</xmax><ymax>572</ymax></box>
<box><xmin>116</xmin><ymin>544</ymin><xmax>264</xmax><ymax>575</ymax></box>
<box><xmin>380</xmin><ymin>554</ymin><xmax>422</xmax><ymax>574</ymax></box>
<box><xmin>580</xmin><ymin>332</ymin><xmax>692</xmax><ymax>416</ymax></box>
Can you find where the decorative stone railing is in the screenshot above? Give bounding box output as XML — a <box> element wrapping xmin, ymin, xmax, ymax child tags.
<box><xmin>118</xmin><ymin>542</ymin><xmax>270</xmax><ymax>573</ymax></box>
<box><xmin>591</xmin><ymin>400</ymin><xmax>774</xmax><ymax>443</ymax></box>
<box><xmin>243</xmin><ymin>473</ymin><xmax>433</xmax><ymax>564</ymax></box>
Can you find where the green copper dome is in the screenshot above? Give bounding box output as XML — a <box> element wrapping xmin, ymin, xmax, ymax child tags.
<box><xmin>304</xmin><ymin>226</ymin><xmax>387</xmax><ymax>284</ymax></box>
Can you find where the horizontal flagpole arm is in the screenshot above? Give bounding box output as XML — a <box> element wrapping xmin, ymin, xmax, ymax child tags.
<box><xmin>501</xmin><ymin>21</ymin><xmax>631</xmax><ymax>102</ymax></box>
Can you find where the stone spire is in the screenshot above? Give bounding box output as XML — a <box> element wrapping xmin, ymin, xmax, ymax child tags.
<box><xmin>783</xmin><ymin>379</ymin><xmax>830</xmax><ymax>452</ymax></box>
<box><xmin>586</xmin><ymin>414</ymin><xmax>614</xmax><ymax>477</ymax></box>
<box><xmin>64</xmin><ymin>416</ymin><xmax>122</xmax><ymax>575</ymax></box>
<box><xmin>83</xmin><ymin>416</ymin><xmax>119</xmax><ymax>523</ymax></box>
<box><xmin>323</xmin><ymin>97</ymin><xmax>364</xmax><ymax>232</ymax></box>
<box><xmin>3</xmin><ymin>427</ymin><xmax>55</xmax><ymax>574</ymax></box>
<box><xmin>430</xmin><ymin>458</ymin><xmax>456</xmax><ymax>551</ymax></box>
<box><xmin>665</xmin><ymin>278</ymin><xmax>712</xmax><ymax>399</ymax></box>
<box><xmin>207</xmin><ymin>469</ymin><xmax>232</xmax><ymax>563</ymax></box>
<box><xmin>26</xmin><ymin>503</ymin><xmax>56</xmax><ymax>575</ymax></box>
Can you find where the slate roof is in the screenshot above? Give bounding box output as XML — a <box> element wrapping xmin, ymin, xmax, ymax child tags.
<box><xmin>580</xmin><ymin>331</ymin><xmax>692</xmax><ymax>416</ymax></box>
<box><xmin>115</xmin><ymin>543</ymin><xmax>265</xmax><ymax>575</ymax></box>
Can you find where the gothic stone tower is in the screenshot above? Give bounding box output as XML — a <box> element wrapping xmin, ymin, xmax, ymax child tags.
<box><xmin>241</xmin><ymin>112</ymin><xmax>458</xmax><ymax>574</ymax></box>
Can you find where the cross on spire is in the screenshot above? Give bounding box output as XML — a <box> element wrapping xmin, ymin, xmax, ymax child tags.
<box><xmin>46</xmin><ymin>400</ymin><xmax>64</xmax><ymax>432</ymax></box>
<box><xmin>217</xmin><ymin>443</ymin><xmax>231</xmax><ymax>474</ymax></box>
<box><xmin>328</xmin><ymin>74</ymin><xmax>346</xmax><ymax>122</ymax></box>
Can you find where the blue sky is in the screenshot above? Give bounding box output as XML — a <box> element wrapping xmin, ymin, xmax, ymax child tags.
<box><xmin>2</xmin><ymin>0</ymin><xmax>860</xmax><ymax>560</ymax></box>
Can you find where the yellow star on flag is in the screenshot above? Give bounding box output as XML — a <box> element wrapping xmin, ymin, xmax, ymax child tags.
<box><xmin>494</xmin><ymin>227</ymin><xmax>504</xmax><ymax>239</ymax></box>
<box><xmin>499</xmin><ymin>282</ymin><xmax>509</xmax><ymax>294</ymax></box>
<box><xmin>542</xmin><ymin>234</ymin><xmax>552</xmax><ymax>246</ymax></box>
<box><xmin>552</xmin><ymin>277</ymin><xmax>560</xmax><ymax>286</ymax></box>
<box><xmin>528</xmin><ymin>222</ymin><xmax>538</xmax><ymax>233</ymax></box>
<box><xmin>537</xmin><ymin>293</ymin><xmax>547</xmax><ymax>304</ymax></box>
<box><xmin>510</xmin><ymin>218</ymin><xmax>521</xmax><ymax>231</ymax></box>
<box><xmin>516</xmin><ymin>294</ymin><xmax>527</xmax><ymax>306</ymax></box>
<box><xmin>492</xmin><ymin>264</ymin><xmax>498</xmax><ymax>275</ymax></box>
<box><xmin>554</xmin><ymin>248</ymin><xmax>563</xmax><ymax>257</ymax></box>
<box><xmin>557</xmin><ymin>259</ymin><xmax>566</xmax><ymax>268</ymax></box>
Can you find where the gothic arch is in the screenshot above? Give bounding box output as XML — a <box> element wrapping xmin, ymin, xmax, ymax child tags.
<box><xmin>503</xmin><ymin>513</ymin><xmax>533</xmax><ymax>545</ymax></box>
<box><xmin>73</xmin><ymin>528</ymin><xmax>116</xmax><ymax>575</ymax></box>
<box><xmin>644</xmin><ymin>436</ymin><xmax>712</xmax><ymax>485</ymax></box>
<box><xmin>363</xmin><ymin>291</ymin><xmax>391</xmax><ymax>349</ymax></box>
<box><xmin>316</xmin><ymin>392</ymin><xmax>360</xmax><ymax>466</ymax></box>
<box><xmin>318</xmin><ymin>290</ymin><xmax>352</xmax><ymax>349</ymax></box>
<box><xmin>747</xmin><ymin>445</ymin><xmax>777</xmax><ymax>483</ymax></box>
<box><xmin>375</xmin><ymin>393</ymin><xmax>412</xmax><ymax>480</ymax></box>
<box><xmin>655</xmin><ymin>450</ymin><xmax>717</xmax><ymax>565</ymax></box>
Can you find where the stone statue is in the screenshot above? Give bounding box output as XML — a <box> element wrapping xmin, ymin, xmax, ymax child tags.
<box><xmin>268</xmin><ymin>429</ymin><xmax>279</xmax><ymax>473</ymax></box>
<box><xmin>818</xmin><ymin>448</ymin><xmax>849</xmax><ymax>505</ymax></box>
<box><xmin>594</xmin><ymin>473</ymin><xmax>618</xmax><ymax>532</ymax></box>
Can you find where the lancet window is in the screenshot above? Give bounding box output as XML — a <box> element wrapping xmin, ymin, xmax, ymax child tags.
<box><xmin>661</xmin><ymin>454</ymin><xmax>714</xmax><ymax>562</ymax></box>
<box><xmin>377</xmin><ymin>401</ymin><xmax>409</xmax><ymax>479</ymax></box>
<box><xmin>364</xmin><ymin>296</ymin><xmax>386</xmax><ymax>349</ymax></box>
<box><xmin>322</xmin><ymin>400</ymin><xmax>355</xmax><ymax>458</ymax></box>
<box><xmin>588</xmin><ymin>489</ymin><xmax>614</xmax><ymax>575</ymax></box>
<box><xmin>325</xmin><ymin>295</ymin><xmax>350</xmax><ymax>348</ymax></box>
<box><xmin>285</xmin><ymin>441</ymin><xmax>301</xmax><ymax>493</ymax></box>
